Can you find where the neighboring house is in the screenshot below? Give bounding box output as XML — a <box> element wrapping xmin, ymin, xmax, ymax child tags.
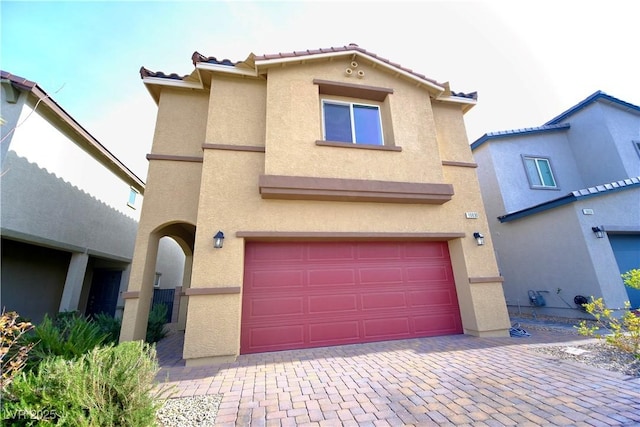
<box><xmin>119</xmin><ymin>43</ymin><xmax>511</xmax><ymax>366</ymax></box>
<box><xmin>471</xmin><ymin>91</ymin><xmax>640</xmax><ymax>317</ymax></box>
<box><xmin>0</xmin><ymin>71</ymin><xmax>184</xmax><ymax>324</ymax></box>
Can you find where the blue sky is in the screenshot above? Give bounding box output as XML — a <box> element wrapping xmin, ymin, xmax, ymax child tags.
<box><xmin>2</xmin><ymin>0</ymin><xmax>638</xmax><ymax>180</ymax></box>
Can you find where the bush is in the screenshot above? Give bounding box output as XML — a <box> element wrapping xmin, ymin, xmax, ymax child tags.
<box><xmin>145</xmin><ymin>304</ymin><xmax>168</xmax><ymax>344</ymax></box>
<box><xmin>1</xmin><ymin>310</ymin><xmax>35</xmax><ymax>394</ymax></box>
<box><xmin>24</xmin><ymin>313</ymin><xmax>109</xmax><ymax>369</ymax></box>
<box><xmin>622</xmin><ymin>268</ymin><xmax>640</xmax><ymax>290</ymax></box>
<box><xmin>577</xmin><ymin>297</ymin><xmax>640</xmax><ymax>357</ymax></box>
<box><xmin>2</xmin><ymin>341</ymin><xmax>161</xmax><ymax>426</ymax></box>
<box><xmin>92</xmin><ymin>313</ymin><xmax>121</xmax><ymax>344</ymax></box>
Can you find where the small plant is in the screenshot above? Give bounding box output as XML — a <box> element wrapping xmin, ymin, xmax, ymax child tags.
<box><xmin>146</xmin><ymin>304</ymin><xmax>168</xmax><ymax>344</ymax></box>
<box><xmin>622</xmin><ymin>268</ymin><xmax>640</xmax><ymax>290</ymax></box>
<box><xmin>1</xmin><ymin>310</ymin><xmax>35</xmax><ymax>394</ymax></box>
<box><xmin>92</xmin><ymin>313</ymin><xmax>122</xmax><ymax>344</ymax></box>
<box><xmin>24</xmin><ymin>312</ymin><xmax>108</xmax><ymax>368</ymax></box>
<box><xmin>2</xmin><ymin>341</ymin><xmax>162</xmax><ymax>426</ymax></box>
<box><xmin>577</xmin><ymin>297</ymin><xmax>640</xmax><ymax>357</ymax></box>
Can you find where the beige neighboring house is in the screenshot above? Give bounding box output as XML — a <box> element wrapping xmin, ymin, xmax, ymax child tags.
<box><xmin>120</xmin><ymin>44</ymin><xmax>510</xmax><ymax>366</ymax></box>
<box><xmin>0</xmin><ymin>71</ymin><xmax>184</xmax><ymax>324</ymax></box>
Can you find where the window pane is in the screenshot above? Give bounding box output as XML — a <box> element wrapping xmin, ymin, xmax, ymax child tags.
<box><xmin>353</xmin><ymin>105</ymin><xmax>382</xmax><ymax>145</ymax></box>
<box><xmin>323</xmin><ymin>103</ymin><xmax>352</xmax><ymax>143</ymax></box>
<box><xmin>524</xmin><ymin>158</ymin><xmax>542</xmax><ymax>186</ymax></box>
<box><xmin>537</xmin><ymin>159</ymin><xmax>556</xmax><ymax>187</ymax></box>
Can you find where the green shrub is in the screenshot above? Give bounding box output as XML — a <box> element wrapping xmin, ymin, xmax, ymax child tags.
<box><xmin>577</xmin><ymin>297</ymin><xmax>640</xmax><ymax>357</ymax></box>
<box><xmin>92</xmin><ymin>313</ymin><xmax>121</xmax><ymax>344</ymax></box>
<box><xmin>145</xmin><ymin>304</ymin><xmax>168</xmax><ymax>344</ymax></box>
<box><xmin>2</xmin><ymin>341</ymin><xmax>161</xmax><ymax>426</ymax></box>
<box><xmin>24</xmin><ymin>313</ymin><xmax>108</xmax><ymax>369</ymax></box>
<box><xmin>1</xmin><ymin>310</ymin><xmax>35</xmax><ymax>394</ymax></box>
<box><xmin>622</xmin><ymin>268</ymin><xmax>640</xmax><ymax>290</ymax></box>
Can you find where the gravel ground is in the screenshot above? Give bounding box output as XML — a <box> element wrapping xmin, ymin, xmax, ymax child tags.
<box><xmin>517</xmin><ymin>315</ymin><xmax>640</xmax><ymax>378</ymax></box>
<box><xmin>156</xmin><ymin>394</ymin><xmax>223</xmax><ymax>427</ymax></box>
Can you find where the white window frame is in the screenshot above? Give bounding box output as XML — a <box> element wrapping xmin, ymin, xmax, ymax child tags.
<box><xmin>321</xmin><ymin>99</ymin><xmax>384</xmax><ymax>146</ymax></box>
<box><xmin>633</xmin><ymin>140</ymin><xmax>640</xmax><ymax>159</ymax></box>
<box><xmin>522</xmin><ymin>155</ymin><xmax>558</xmax><ymax>189</ymax></box>
<box><xmin>153</xmin><ymin>272</ymin><xmax>162</xmax><ymax>288</ymax></box>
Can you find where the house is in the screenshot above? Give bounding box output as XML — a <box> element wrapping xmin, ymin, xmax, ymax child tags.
<box><xmin>471</xmin><ymin>91</ymin><xmax>640</xmax><ymax>317</ymax></box>
<box><xmin>119</xmin><ymin>44</ymin><xmax>511</xmax><ymax>366</ymax></box>
<box><xmin>0</xmin><ymin>71</ymin><xmax>184</xmax><ymax>324</ymax></box>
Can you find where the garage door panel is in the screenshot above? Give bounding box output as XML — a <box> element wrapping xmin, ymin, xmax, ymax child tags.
<box><xmin>307</xmin><ymin>243</ymin><xmax>355</xmax><ymax>261</ymax></box>
<box><xmin>249</xmin><ymin>243</ymin><xmax>304</xmax><ymax>262</ymax></box>
<box><xmin>408</xmin><ymin>288</ymin><xmax>458</xmax><ymax>307</ymax></box>
<box><xmin>309</xmin><ymin>294</ymin><xmax>358</xmax><ymax>314</ymax></box>
<box><xmin>363</xmin><ymin>317</ymin><xmax>410</xmax><ymax>338</ymax></box>
<box><xmin>357</xmin><ymin>243</ymin><xmax>401</xmax><ymax>260</ymax></box>
<box><xmin>406</xmin><ymin>265</ymin><xmax>451</xmax><ymax>282</ymax></box>
<box><xmin>361</xmin><ymin>292</ymin><xmax>407</xmax><ymax>310</ymax></box>
<box><xmin>308</xmin><ymin>269</ymin><xmax>356</xmax><ymax>286</ymax></box>
<box><xmin>359</xmin><ymin>267</ymin><xmax>404</xmax><ymax>284</ymax></box>
<box><xmin>246</xmin><ymin>296</ymin><xmax>304</xmax><ymax>317</ymax></box>
<box><xmin>404</xmin><ymin>242</ymin><xmax>447</xmax><ymax>259</ymax></box>
<box><xmin>249</xmin><ymin>270</ymin><xmax>304</xmax><ymax>290</ymax></box>
<box><xmin>309</xmin><ymin>321</ymin><xmax>360</xmax><ymax>343</ymax></box>
<box><xmin>242</xmin><ymin>241</ymin><xmax>462</xmax><ymax>354</ymax></box>
<box><xmin>244</xmin><ymin>324</ymin><xmax>305</xmax><ymax>350</ymax></box>
<box><xmin>414</xmin><ymin>313</ymin><xmax>462</xmax><ymax>334</ymax></box>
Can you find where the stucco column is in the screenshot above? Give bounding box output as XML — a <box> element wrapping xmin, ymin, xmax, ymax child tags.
<box><xmin>59</xmin><ymin>251</ymin><xmax>89</xmax><ymax>313</ymax></box>
<box><xmin>177</xmin><ymin>253</ymin><xmax>193</xmax><ymax>331</ymax></box>
<box><xmin>120</xmin><ymin>233</ymin><xmax>159</xmax><ymax>342</ymax></box>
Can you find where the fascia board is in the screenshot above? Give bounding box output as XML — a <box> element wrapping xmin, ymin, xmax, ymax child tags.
<box><xmin>141</xmin><ymin>76</ymin><xmax>204</xmax><ymax>90</ymax></box>
<box><xmin>195</xmin><ymin>62</ymin><xmax>258</xmax><ymax>77</ymax></box>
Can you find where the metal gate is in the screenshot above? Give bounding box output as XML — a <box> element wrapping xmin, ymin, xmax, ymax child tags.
<box><xmin>152</xmin><ymin>288</ymin><xmax>174</xmax><ymax>323</ymax></box>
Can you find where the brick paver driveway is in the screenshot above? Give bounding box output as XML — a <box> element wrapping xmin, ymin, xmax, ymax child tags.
<box><xmin>155</xmin><ymin>328</ymin><xmax>640</xmax><ymax>426</ymax></box>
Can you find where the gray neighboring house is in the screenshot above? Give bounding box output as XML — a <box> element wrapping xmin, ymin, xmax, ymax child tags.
<box><xmin>471</xmin><ymin>91</ymin><xmax>640</xmax><ymax>317</ymax></box>
<box><xmin>1</xmin><ymin>71</ymin><xmax>184</xmax><ymax>324</ymax></box>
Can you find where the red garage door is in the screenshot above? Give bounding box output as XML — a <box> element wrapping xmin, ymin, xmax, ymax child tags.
<box><xmin>241</xmin><ymin>241</ymin><xmax>462</xmax><ymax>354</ymax></box>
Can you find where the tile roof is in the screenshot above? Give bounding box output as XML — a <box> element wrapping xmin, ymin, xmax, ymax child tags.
<box><xmin>545</xmin><ymin>90</ymin><xmax>640</xmax><ymax>125</ymax></box>
<box><xmin>498</xmin><ymin>176</ymin><xmax>640</xmax><ymax>223</ymax></box>
<box><xmin>470</xmin><ymin>123</ymin><xmax>570</xmax><ymax>150</ymax></box>
<box><xmin>1</xmin><ymin>70</ymin><xmax>36</xmax><ymax>90</ymax></box>
<box><xmin>141</xmin><ymin>43</ymin><xmax>477</xmax><ymax>100</ymax></box>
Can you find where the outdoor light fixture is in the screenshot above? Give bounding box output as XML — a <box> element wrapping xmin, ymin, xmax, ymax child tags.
<box><xmin>473</xmin><ymin>232</ymin><xmax>485</xmax><ymax>246</ymax></box>
<box><xmin>592</xmin><ymin>226</ymin><xmax>605</xmax><ymax>239</ymax></box>
<box><xmin>213</xmin><ymin>231</ymin><xmax>225</xmax><ymax>248</ymax></box>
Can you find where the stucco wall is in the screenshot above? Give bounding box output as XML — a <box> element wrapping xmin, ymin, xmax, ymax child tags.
<box><xmin>124</xmin><ymin>54</ymin><xmax>511</xmax><ymax>362</ymax></box>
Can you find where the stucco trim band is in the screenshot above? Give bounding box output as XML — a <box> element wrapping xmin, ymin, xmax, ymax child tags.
<box><xmin>236</xmin><ymin>231</ymin><xmax>465</xmax><ymax>241</ymax></box>
<box><xmin>313</xmin><ymin>79</ymin><xmax>393</xmax><ymax>102</ymax></box>
<box><xmin>146</xmin><ymin>153</ymin><xmax>203</xmax><ymax>163</ymax></box>
<box><xmin>184</xmin><ymin>287</ymin><xmax>241</xmax><ymax>296</ymax></box>
<box><xmin>122</xmin><ymin>291</ymin><xmax>140</xmax><ymax>299</ymax></box>
<box><xmin>468</xmin><ymin>276</ymin><xmax>505</xmax><ymax>283</ymax></box>
<box><xmin>442</xmin><ymin>160</ymin><xmax>478</xmax><ymax>168</ymax></box>
<box><xmin>315</xmin><ymin>140</ymin><xmax>402</xmax><ymax>152</ymax></box>
<box><xmin>258</xmin><ymin>175</ymin><xmax>454</xmax><ymax>204</ymax></box>
<box><xmin>202</xmin><ymin>143</ymin><xmax>266</xmax><ymax>153</ymax></box>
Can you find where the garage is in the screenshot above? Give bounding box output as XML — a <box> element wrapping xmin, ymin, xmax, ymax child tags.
<box><xmin>241</xmin><ymin>241</ymin><xmax>463</xmax><ymax>354</ymax></box>
<box><xmin>609</xmin><ymin>234</ymin><xmax>640</xmax><ymax>309</ymax></box>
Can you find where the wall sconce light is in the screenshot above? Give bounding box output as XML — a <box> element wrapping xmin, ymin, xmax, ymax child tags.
<box><xmin>591</xmin><ymin>226</ymin><xmax>605</xmax><ymax>238</ymax></box>
<box><xmin>213</xmin><ymin>231</ymin><xmax>225</xmax><ymax>248</ymax></box>
<box><xmin>473</xmin><ymin>232</ymin><xmax>485</xmax><ymax>246</ymax></box>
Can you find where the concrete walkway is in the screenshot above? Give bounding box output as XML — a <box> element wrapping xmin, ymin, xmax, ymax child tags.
<box><xmin>155</xmin><ymin>327</ymin><xmax>640</xmax><ymax>426</ymax></box>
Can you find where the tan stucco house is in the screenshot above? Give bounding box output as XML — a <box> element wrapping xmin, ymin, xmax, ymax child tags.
<box><xmin>120</xmin><ymin>44</ymin><xmax>510</xmax><ymax>366</ymax></box>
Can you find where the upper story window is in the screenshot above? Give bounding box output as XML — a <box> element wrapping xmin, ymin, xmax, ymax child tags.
<box><xmin>322</xmin><ymin>100</ymin><xmax>383</xmax><ymax>146</ymax></box>
<box><xmin>523</xmin><ymin>156</ymin><xmax>557</xmax><ymax>188</ymax></box>
<box><xmin>633</xmin><ymin>140</ymin><xmax>640</xmax><ymax>158</ymax></box>
<box><xmin>127</xmin><ymin>187</ymin><xmax>139</xmax><ymax>209</ymax></box>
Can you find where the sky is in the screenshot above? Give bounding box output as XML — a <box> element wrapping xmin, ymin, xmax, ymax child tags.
<box><xmin>2</xmin><ymin>0</ymin><xmax>639</xmax><ymax>181</ymax></box>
